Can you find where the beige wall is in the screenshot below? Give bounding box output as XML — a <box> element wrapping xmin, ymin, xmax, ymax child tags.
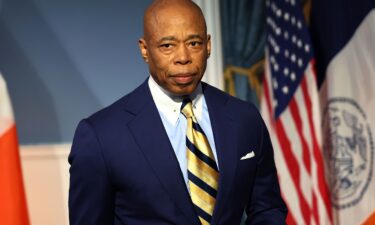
<box><xmin>21</xmin><ymin>144</ymin><xmax>70</xmax><ymax>225</ymax></box>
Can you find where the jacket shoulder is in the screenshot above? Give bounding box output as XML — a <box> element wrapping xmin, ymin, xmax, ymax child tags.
<box><xmin>203</xmin><ymin>82</ymin><xmax>260</xmax><ymax>117</ymax></box>
<box><xmin>84</xmin><ymin>80</ymin><xmax>150</xmax><ymax>126</ymax></box>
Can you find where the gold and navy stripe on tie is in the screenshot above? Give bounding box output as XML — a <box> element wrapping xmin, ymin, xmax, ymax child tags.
<box><xmin>181</xmin><ymin>98</ymin><xmax>219</xmax><ymax>225</ymax></box>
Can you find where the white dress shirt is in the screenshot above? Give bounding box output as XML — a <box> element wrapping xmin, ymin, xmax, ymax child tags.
<box><xmin>148</xmin><ymin>76</ymin><xmax>218</xmax><ymax>189</ymax></box>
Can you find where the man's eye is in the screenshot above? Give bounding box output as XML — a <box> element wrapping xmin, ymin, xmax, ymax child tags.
<box><xmin>160</xmin><ymin>44</ymin><xmax>172</xmax><ymax>49</ymax></box>
<box><xmin>190</xmin><ymin>41</ymin><xmax>202</xmax><ymax>47</ymax></box>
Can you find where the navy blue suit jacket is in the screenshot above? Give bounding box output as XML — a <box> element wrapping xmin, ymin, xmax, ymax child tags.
<box><xmin>68</xmin><ymin>80</ymin><xmax>287</xmax><ymax>225</ymax></box>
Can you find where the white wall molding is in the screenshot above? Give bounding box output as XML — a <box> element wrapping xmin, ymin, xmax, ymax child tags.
<box><xmin>21</xmin><ymin>144</ymin><xmax>70</xmax><ymax>158</ymax></box>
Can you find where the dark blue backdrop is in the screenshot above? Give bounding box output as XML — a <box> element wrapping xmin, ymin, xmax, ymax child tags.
<box><xmin>0</xmin><ymin>0</ymin><xmax>151</xmax><ymax>144</ymax></box>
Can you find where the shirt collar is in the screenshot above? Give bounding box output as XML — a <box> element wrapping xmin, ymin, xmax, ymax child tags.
<box><xmin>148</xmin><ymin>75</ymin><xmax>203</xmax><ymax>125</ymax></box>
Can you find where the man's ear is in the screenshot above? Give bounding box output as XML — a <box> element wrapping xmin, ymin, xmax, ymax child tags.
<box><xmin>138</xmin><ymin>38</ymin><xmax>149</xmax><ymax>63</ymax></box>
<box><xmin>206</xmin><ymin>34</ymin><xmax>211</xmax><ymax>58</ymax></box>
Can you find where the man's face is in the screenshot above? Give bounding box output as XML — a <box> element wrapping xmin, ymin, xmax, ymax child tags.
<box><xmin>139</xmin><ymin>5</ymin><xmax>211</xmax><ymax>96</ymax></box>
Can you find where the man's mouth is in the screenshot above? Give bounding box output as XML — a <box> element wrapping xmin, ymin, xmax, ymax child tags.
<box><xmin>170</xmin><ymin>73</ymin><xmax>195</xmax><ymax>84</ymax></box>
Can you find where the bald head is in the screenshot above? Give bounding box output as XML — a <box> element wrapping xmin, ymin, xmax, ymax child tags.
<box><xmin>143</xmin><ymin>0</ymin><xmax>207</xmax><ymax>41</ymax></box>
<box><xmin>138</xmin><ymin>0</ymin><xmax>211</xmax><ymax>96</ymax></box>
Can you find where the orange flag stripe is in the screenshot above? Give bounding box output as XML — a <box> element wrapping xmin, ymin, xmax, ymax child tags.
<box><xmin>362</xmin><ymin>212</ymin><xmax>375</xmax><ymax>225</ymax></box>
<box><xmin>0</xmin><ymin>125</ymin><xmax>30</xmax><ymax>225</ymax></box>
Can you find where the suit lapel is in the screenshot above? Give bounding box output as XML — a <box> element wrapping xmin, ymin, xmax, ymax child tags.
<box><xmin>125</xmin><ymin>81</ymin><xmax>200</xmax><ymax>225</ymax></box>
<box><xmin>203</xmin><ymin>84</ymin><xmax>238</xmax><ymax>225</ymax></box>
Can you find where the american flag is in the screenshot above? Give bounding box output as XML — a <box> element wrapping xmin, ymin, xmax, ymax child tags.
<box><xmin>261</xmin><ymin>0</ymin><xmax>333</xmax><ymax>224</ymax></box>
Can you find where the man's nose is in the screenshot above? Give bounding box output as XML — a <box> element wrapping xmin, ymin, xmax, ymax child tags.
<box><xmin>174</xmin><ymin>45</ymin><xmax>192</xmax><ymax>65</ymax></box>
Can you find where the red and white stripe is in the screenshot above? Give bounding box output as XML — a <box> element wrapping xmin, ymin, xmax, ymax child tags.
<box><xmin>0</xmin><ymin>74</ymin><xmax>30</xmax><ymax>225</ymax></box>
<box><xmin>261</xmin><ymin>55</ymin><xmax>333</xmax><ymax>225</ymax></box>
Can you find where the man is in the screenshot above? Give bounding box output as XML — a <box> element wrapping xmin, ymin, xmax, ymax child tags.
<box><xmin>68</xmin><ymin>0</ymin><xmax>287</xmax><ymax>224</ymax></box>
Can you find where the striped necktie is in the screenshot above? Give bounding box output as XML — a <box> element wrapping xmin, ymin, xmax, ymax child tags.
<box><xmin>181</xmin><ymin>98</ymin><xmax>219</xmax><ymax>225</ymax></box>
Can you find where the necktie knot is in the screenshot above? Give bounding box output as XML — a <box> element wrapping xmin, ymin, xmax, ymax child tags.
<box><xmin>181</xmin><ymin>98</ymin><xmax>194</xmax><ymax>119</ymax></box>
